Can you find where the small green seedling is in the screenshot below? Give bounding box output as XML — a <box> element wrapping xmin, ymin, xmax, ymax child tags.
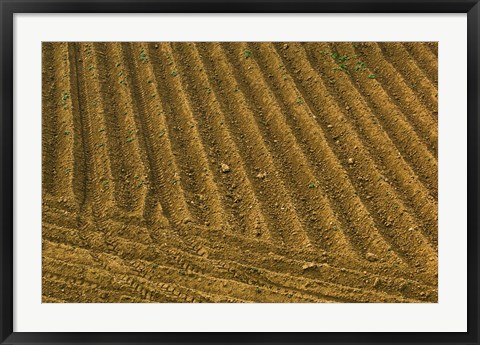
<box><xmin>244</xmin><ymin>50</ymin><xmax>252</xmax><ymax>59</ymax></box>
<box><xmin>171</xmin><ymin>70</ymin><xmax>178</xmax><ymax>77</ymax></box>
<box><xmin>296</xmin><ymin>97</ymin><xmax>304</xmax><ymax>105</ymax></box>
<box><xmin>61</xmin><ymin>92</ymin><xmax>70</xmax><ymax>109</ymax></box>
<box><xmin>355</xmin><ymin>61</ymin><xmax>367</xmax><ymax>71</ymax></box>
<box><xmin>331</xmin><ymin>53</ymin><xmax>350</xmax><ymax>63</ymax></box>
<box><xmin>334</xmin><ymin>63</ymin><xmax>349</xmax><ymax>73</ymax></box>
<box><xmin>368</xmin><ymin>74</ymin><xmax>376</xmax><ymax>79</ymax></box>
<box><xmin>64</xmin><ymin>130</ymin><xmax>70</xmax><ymax>136</ymax></box>
<box><xmin>126</xmin><ymin>137</ymin><xmax>135</xmax><ymax>143</ymax></box>
<box><xmin>139</xmin><ymin>50</ymin><xmax>148</xmax><ymax>63</ymax></box>
<box><xmin>308</xmin><ymin>182</ymin><xmax>316</xmax><ymax>189</ymax></box>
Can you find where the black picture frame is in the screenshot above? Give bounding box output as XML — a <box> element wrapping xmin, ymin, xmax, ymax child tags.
<box><xmin>1</xmin><ymin>0</ymin><xmax>478</xmax><ymax>344</ymax></box>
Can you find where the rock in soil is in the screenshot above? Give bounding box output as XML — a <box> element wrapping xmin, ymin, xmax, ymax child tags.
<box><xmin>221</xmin><ymin>163</ymin><xmax>231</xmax><ymax>173</ymax></box>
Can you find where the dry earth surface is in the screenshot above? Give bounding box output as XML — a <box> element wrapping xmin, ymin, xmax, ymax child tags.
<box><xmin>42</xmin><ymin>42</ymin><xmax>438</xmax><ymax>303</ymax></box>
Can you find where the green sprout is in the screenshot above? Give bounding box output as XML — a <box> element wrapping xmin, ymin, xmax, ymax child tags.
<box><xmin>61</xmin><ymin>92</ymin><xmax>70</xmax><ymax>109</ymax></box>
<box><xmin>355</xmin><ymin>61</ymin><xmax>367</xmax><ymax>71</ymax></box>
<box><xmin>139</xmin><ymin>50</ymin><xmax>148</xmax><ymax>63</ymax></box>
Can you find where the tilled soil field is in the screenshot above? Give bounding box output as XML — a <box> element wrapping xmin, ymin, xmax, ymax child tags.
<box><xmin>42</xmin><ymin>42</ymin><xmax>438</xmax><ymax>303</ymax></box>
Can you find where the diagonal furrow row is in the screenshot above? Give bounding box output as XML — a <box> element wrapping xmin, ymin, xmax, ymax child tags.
<box><xmin>170</xmin><ymin>42</ymin><xmax>271</xmax><ymax>239</ymax></box>
<box><xmin>349</xmin><ymin>42</ymin><xmax>438</xmax><ymax>155</ymax></box>
<box><xmin>377</xmin><ymin>42</ymin><xmax>438</xmax><ymax>117</ymax></box>
<box><xmin>42</xmin><ymin>42</ymin><xmax>438</xmax><ymax>303</ymax></box>
<box><xmin>297</xmin><ymin>43</ymin><xmax>438</xmax><ymax>250</ymax></box>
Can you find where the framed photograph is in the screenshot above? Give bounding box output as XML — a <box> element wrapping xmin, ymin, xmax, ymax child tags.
<box><xmin>1</xmin><ymin>0</ymin><xmax>478</xmax><ymax>344</ymax></box>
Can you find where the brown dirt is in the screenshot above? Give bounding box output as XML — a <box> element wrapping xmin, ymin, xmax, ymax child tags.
<box><xmin>42</xmin><ymin>42</ymin><xmax>438</xmax><ymax>303</ymax></box>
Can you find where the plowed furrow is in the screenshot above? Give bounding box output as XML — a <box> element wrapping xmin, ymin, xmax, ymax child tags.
<box><xmin>114</xmin><ymin>44</ymin><xmax>190</xmax><ymax>226</ymax></box>
<box><xmin>184</xmin><ymin>224</ymin><xmax>437</xmax><ymax>300</ymax></box>
<box><xmin>227</xmin><ymin>260</ymin><xmax>423</xmax><ymax>303</ymax></box>
<box><xmin>71</xmin><ymin>43</ymin><xmax>116</xmax><ymax>219</ymax></box>
<box><xmin>223</xmin><ymin>42</ymin><xmax>364</xmax><ymax>259</ymax></box>
<box><xmin>43</xmin><ymin>257</ymin><xmax>191</xmax><ymax>303</ymax></box>
<box><xmin>131</xmin><ymin>259</ymin><xmax>329</xmax><ymax>303</ymax></box>
<box><xmin>249</xmin><ymin>42</ymin><xmax>406</xmax><ymax>267</ymax></box>
<box><xmin>325</xmin><ymin>42</ymin><xmax>438</xmax><ymax>198</ymax></box>
<box><xmin>283</xmin><ymin>43</ymin><xmax>436</xmax><ymax>245</ymax></box>
<box><xmin>304</xmin><ymin>44</ymin><xmax>437</xmax><ymax>200</ymax></box>
<box><xmin>402</xmin><ymin>42</ymin><xmax>438</xmax><ymax>85</ymax></box>
<box><xmin>44</xmin><ymin>238</ymin><xmax>324</xmax><ymax>302</ymax></box>
<box><xmin>140</xmin><ymin>42</ymin><xmax>227</xmax><ymax>229</ymax></box>
<box><xmin>98</xmin><ymin>43</ymin><xmax>190</xmax><ymax>226</ymax></box>
<box><xmin>67</xmin><ymin>43</ymin><xmax>88</xmax><ymax>210</ymax></box>
<box><xmin>45</xmin><ymin>250</ymin><xmax>243</xmax><ymax>303</ymax></box>
<box><xmin>169</xmin><ymin>42</ymin><xmax>271</xmax><ymax>240</ymax></box>
<box><xmin>43</xmin><ymin>42</ymin><xmax>438</xmax><ymax>303</ymax></box>
<box><xmin>41</xmin><ymin>43</ymin><xmax>76</xmax><ymax>206</ymax></box>
<box><xmin>43</xmin><ymin>220</ymin><xmax>198</xmax><ymax>272</ymax></box>
<box><xmin>42</xmin><ymin>43</ymin><xmax>60</xmax><ymax>196</ymax></box>
<box><xmin>195</xmin><ymin>42</ymin><xmax>313</xmax><ymax>249</ymax></box>
<box><xmin>43</xmin><ymin>203</ymin><xmax>79</xmax><ymax>229</ymax></box>
<box><xmin>43</xmin><ymin>208</ymin><xmax>437</xmax><ymax>302</ymax></box>
<box><xmin>350</xmin><ymin>42</ymin><xmax>438</xmax><ymax>154</ymax></box>
<box><xmin>297</xmin><ymin>43</ymin><xmax>438</xmax><ymax>247</ymax></box>
<box><xmin>132</xmin><ymin>246</ymin><xmax>341</xmax><ymax>303</ymax></box>
<box><xmin>90</xmin><ymin>43</ymin><xmax>148</xmax><ymax>215</ymax></box>
<box><xmin>44</xmin><ymin>213</ymin><xmax>437</xmax><ymax>302</ymax></box>
<box><xmin>43</xmin><ymin>275</ymin><xmax>150</xmax><ymax>303</ymax></box>
<box><xmin>43</xmin><ymin>228</ymin><xmax>381</xmax><ymax>303</ymax></box>
<box><xmin>377</xmin><ymin>42</ymin><xmax>438</xmax><ymax>116</ymax></box>
<box><xmin>117</xmin><ymin>272</ymin><xmax>251</xmax><ymax>303</ymax></box>
<box><xmin>276</xmin><ymin>43</ymin><xmax>437</xmax><ymax>278</ymax></box>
